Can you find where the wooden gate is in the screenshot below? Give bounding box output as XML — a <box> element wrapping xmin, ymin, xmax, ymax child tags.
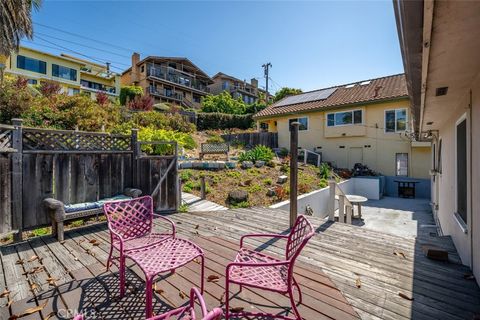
<box><xmin>135</xmin><ymin>141</ymin><xmax>179</xmax><ymax>213</ymax></box>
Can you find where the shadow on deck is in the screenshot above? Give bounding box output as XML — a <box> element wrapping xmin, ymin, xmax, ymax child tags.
<box><xmin>1</xmin><ymin>207</ymin><xmax>479</xmax><ymax>320</ymax></box>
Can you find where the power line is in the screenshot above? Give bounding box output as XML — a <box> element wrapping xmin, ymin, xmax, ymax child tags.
<box><xmin>34</xmin><ymin>22</ymin><xmax>135</xmax><ymax>54</ymax></box>
<box><xmin>34</xmin><ymin>32</ymin><xmax>130</xmax><ymax>60</ymax></box>
<box><xmin>28</xmin><ymin>36</ymin><xmax>127</xmax><ymax>71</ymax></box>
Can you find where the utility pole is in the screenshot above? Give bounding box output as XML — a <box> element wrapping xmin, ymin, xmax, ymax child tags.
<box><xmin>262</xmin><ymin>62</ymin><xmax>272</xmax><ymax>104</ymax></box>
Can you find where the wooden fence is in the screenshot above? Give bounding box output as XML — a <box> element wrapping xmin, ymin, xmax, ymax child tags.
<box><xmin>221</xmin><ymin>132</ymin><xmax>278</xmax><ymax>149</ymax></box>
<box><xmin>0</xmin><ymin>119</ymin><xmax>178</xmax><ymax>239</ymax></box>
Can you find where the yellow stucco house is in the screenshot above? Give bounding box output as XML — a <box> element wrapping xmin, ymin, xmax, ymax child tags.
<box><xmin>253</xmin><ymin>74</ymin><xmax>431</xmax><ymax>179</ymax></box>
<box><xmin>2</xmin><ymin>46</ymin><xmax>120</xmax><ymax>99</ymax></box>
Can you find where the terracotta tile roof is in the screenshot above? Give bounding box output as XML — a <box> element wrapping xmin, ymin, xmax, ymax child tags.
<box><xmin>254</xmin><ymin>74</ymin><xmax>408</xmax><ymax>119</ymax></box>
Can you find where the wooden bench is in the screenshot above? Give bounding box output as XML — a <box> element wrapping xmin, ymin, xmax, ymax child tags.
<box><xmin>199</xmin><ymin>142</ymin><xmax>229</xmax><ymax>160</ymax></box>
<box><xmin>43</xmin><ymin>188</ymin><xmax>142</xmax><ymax>241</ymax></box>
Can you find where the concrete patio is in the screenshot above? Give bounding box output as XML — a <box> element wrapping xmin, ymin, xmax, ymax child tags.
<box><xmin>352</xmin><ymin>197</ymin><xmax>436</xmax><ymax>238</ymax></box>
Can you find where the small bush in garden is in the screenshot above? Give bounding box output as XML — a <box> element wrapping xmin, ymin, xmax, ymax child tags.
<box><xmin>137</xmin><ymin>127</ymin><xmax>196</xmax><ymax>155</ymax></box>
<box><xmin>178</xmin><ymin>203</ymin><xmax>189</xmax><ymax>213</ymax></box>
<box><xmin>319</xmin><ymin>179</ymin><xmax>329</xmax><ymax>189</ymax></box>
<box><xmin>263</xmin><ymin>178</ymin><xmax>273</xmax><ymax>186</ymax></box>
<box><xmin>274</xmin><ymin>185</ymin><xmax>287</xmax><ymax>200</ymax></box>
<box><xmin>226</xmin><ymin>171</ymin><xmax>242</xmax><ymax>179</ymax></box>
<box><xmin>247</xmin><ymin>184</ymin><xmax>262</xmax><ymax>193</ymax></box>
<box><xmin>230</xmin><ymin>201</ymin><xmax>250</xmax><ymax>209</ymax></box>
<box><xmin>319</xmin><ymin>163</ymin><xmax>331</xmax><ymax>180</ymax></box>
<box><xmin>179</xmin><ymin>170</ymin><xmax>194</xmax><ymax>182</ymax></box>
<box><xmin>183</xmin><ymin>181</ymin><xmax>195</xmax><ymax>193</ymax></box>
<box><xmin>298</xmin><ymin>183</ymin><xmax>309</xmax><ymax>194</ymax></box>
<box><xmin>238</xmin><ymin>145</ymin><xmax>275</xmax><ymax>163</ymax></box>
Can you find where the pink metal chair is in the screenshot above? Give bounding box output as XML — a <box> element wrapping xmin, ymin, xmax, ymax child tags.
<box><xmin>225</xmin><ymin>215</ymin><xmax>315</xmax><ymax>320</ymax></box>
<box><xmin>73</xmin><ymin>287</ymin><xmax>223</xmax><ymax>320</ymax></box>
<box><xmin>103</xmin><ymin>196</ymin><xmax>175</xmax><ymax>296</ymax></box>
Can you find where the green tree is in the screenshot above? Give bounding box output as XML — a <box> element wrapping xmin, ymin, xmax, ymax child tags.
<box><xmin>119</xmin><ymin>85</ymin><xmax>143</xmax><ymax>105</ymax></box>
<box><xmin>201</xmin><ymin>91</ymin><xmax>246</xmax><ymax>115</ymax></box>
<box><xmin>0</xmin><ymin>0</ymin><xmax>42</xmax><ymax>55</ymax></box>
<box><xmin>273</xmin><ymin>87</ymin><xmax>303</xmax><ymax>102</ymax></box>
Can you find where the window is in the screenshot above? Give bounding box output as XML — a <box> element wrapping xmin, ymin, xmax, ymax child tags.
<box><xmin>193</xmin><ymin>94</ymin><xmax>201</xmax><ymax>103</ymax></box>
<box><xmin>289</xmin><ymin>117</ymin><xmax>308</xmax><ymax>131</ymax></box>
<box><xmin>67</xmin><ymin>88</ymin><xmax>80</xmax><ymax>96</ymax></box>
<box><xmin>260</xmin><ymin>122</ymin><xmax>269</xmax><ymax>131</ymax></box>
<box><xmin>327</xmin><ymin>109</ymin><xmax>362</xmax><ymax>127</ymax></box>
<box><xmin>52</xmin><ymin>64</ymin><xmax>77</xmax><ymax>81</ymax></box>
<box><xmin>385</xmin><ymin>109</ymin><xmax>407</xmax><ymax>132</ymax></box>
<box><xmin>396</xmin><ymin>153</ymin><xmax>408</xmax><ymax>176</ymax></box>
<box><xmin>27</xmin><ymin>79</ymin><xmax>37</xmax><ymax>85</ymax></box>
<box><xmin>222</xmin><ymin>81</ymin><xmax>230</xmax><ymax>90</ymax></box>
<box><xmin>456</xmin><ymin>119</ymin><xmax>467</xmax><ymax>224</ymax></box>
<box><xmin>16</xmin><ymin>55</ymin><xmax>46</xmax><ymax>74</ymax></box>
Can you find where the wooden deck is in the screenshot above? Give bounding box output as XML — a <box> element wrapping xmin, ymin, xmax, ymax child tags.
<box><xmin>1</xmin><ymin>207</ymin><xmax>479</xmax><ymax>320</ymax></box>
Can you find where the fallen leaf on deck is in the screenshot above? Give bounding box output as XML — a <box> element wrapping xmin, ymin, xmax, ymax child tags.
<box><xmin>92</xmin><ymin>242</ymin><xmax>100</xmax><ymax>246</ymax></box>
<box><xmin>15</xmin><ymin>259</ymin><xmax>24</xmax><ymax>265</ymax></box>
<box><xmin>464</xmin><ymin>273</ymin><xmax>475</xmax><ymax>280</ymax></box>
<box><xmin>195</xmin><ymin>224</ymin><xmax>199</xmax><ymax>229</ymax></box>
<box><xmin>355</xmin><ymin>277</ymin><xmax>361</xmax><ymax>288</ymax></box>
<box><xmin>30</xmin><ymin>283</ymin><xmax>39</xmax><ymax>291</ymax></box>
<box><xmin>59</xmin><ymin>241</ymin><xmax>65</xmax><ymax>245</ymax></box>
<box><xmin>0</xmin><ymin>289</ymin><xmax>10</xmax><ymax>298</ymax></box>
<box><xmin>398</xmin><ymin>292</ymin><xmax>414</xmax><ymax>301</ymax></box>
<box><xmin>179</xmin><ymin>291</ymin><xmax>187</xmax><ymax>299</ymax></box>
<box><xmin>74</xmin><ymin>257</ymin><xmax>79</xmax><ymax>261</ymax></box>
<box><xmin>393</xmin><ymin>251</ymin><xmax>406</xmax><ymax>259</ymax></box>
<box><xmin>9</xmin><ymin>299</ymin><xmax>48</xmax><ymax>319</ymax></box>
<box><xmin>229</xmin><ymin>307</ymin><xmax>244</xmax><ymax>312</ymax></box>
<box><xmin>207</xmin><ymin>275</ymin><xmax>220</xmax><ymax>283</ymax></box>
<box><xmin>219</xmin><ymin>292</ymin><xmax>225</xmax><ymax>303</ymax></box>
<box><xmin>193</xmin><ymin>258</ymin><xmax>200</xmax><ymax>264</ymax></box>
<box><xmin>155</xmin><ymin>288</ymin><xmax>164</xmax><ymax>295</ymax></box>
<box><xmin>27</xmin><ymin>255</ymin><xmax>39</xmax><ymax>262</ymax></box>
<box><xmin>44</xmin><ymin>312</ymin><xmax>56</xmax><ymax>320</ymax></box>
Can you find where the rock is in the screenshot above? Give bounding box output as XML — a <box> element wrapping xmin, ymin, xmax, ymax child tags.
<box><xmin>228</xmin><ymin>190</ymin><xmax>248</xmax><ymax>203</ymax></box>
<box><xmin>277</xmin><ymin>175</ymin><xmax>288</xmax><ymax>184</ymax></box>
<box><xmin>254</xmin><ymin>160</ymin><xmax>265</xmax><ymax>168</ymax></box>
<box><xmin>266</xmin><ymin>188</ymin><xmax>276</xmax><ymax>197</ymax></box>
<box><xmin>241</xmin><ymin>161</ymin><xmax>253</xmax><ymax>169</ymax></box>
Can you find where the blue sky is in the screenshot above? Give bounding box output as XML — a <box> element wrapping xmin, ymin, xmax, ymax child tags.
<box><xmin>27</xmin><ymin>1</ymin><xmax>403</xmax><ymax>93</ymax></box>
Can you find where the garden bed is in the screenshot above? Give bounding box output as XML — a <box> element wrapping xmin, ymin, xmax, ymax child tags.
<box><xmin>180</xmin><ymin>163</ymin><xmax>329</xmax><ymax>208</ymax></box>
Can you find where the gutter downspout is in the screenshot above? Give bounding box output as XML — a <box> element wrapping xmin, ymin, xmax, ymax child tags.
<box><xmin>419</xmin><ymin>0</ymin><xmax>434</xmax><ymax>135</ymax></box>
<box><xmin>469</xmin><ymin>89</ymin><xmax>474</xmax><ymax>272</ymax></box>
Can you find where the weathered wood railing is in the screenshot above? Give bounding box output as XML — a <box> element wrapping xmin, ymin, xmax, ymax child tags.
<box><xmin>328</xmin><ymin>181</ymin><xmax>354</xmax><ymax>224</ymax></box>
<box><xmin>0</xmin><ymin>119</ymin><xmax>179</xmax><ymax>240</ymax></box>
<box><xmin>301</xmin><ymin>149</ymin><xmax>322</xmax><ymax>167</ymax></box>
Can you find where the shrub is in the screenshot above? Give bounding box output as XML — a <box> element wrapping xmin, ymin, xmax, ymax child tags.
<box><xmin>178</xmin><ymin>203</ymin><xmax>189</xmax><ymax>213</ymax></box>
<box><xmin>226</xmin><ymin>171</ymin><xmax>241</xmax><ymax>179</ymax></box>
<box><xmin>38</xmin><ymin>80</ymin><xmax>62</xmax><ymax>97</ymax></box>
<box><xmin>179</xmin><ymin>169</ymin><xmax>194</xmax><ymax>182</ymax></box>
<box><xmin>319</xmin><ymin>163</ymin><xmax>331</xmax><ymax>180</ymax></box>
<box><xmin>230</xmin><ymin>201</ymin><xmax>250</xmax><ymax>209</ymax></box>
<box><xmin>128</xmin><ymin>95</ymin><xmax>154</xmax><ymax>111</ymax></box>
<box><xmin>120</xmin><ymin>85</ymin><xmax>143</xmax><ymax>105</ymax></box>
<box><xmin>238</xmin><ymin>145</ymin><xmax>275</xmax><ymax>163</ymax></box>
<box><xmin>196</xmin><ymin>112</ymin><xmax>254</xmax><ymax>130</ymax></box>
<box><xmin>137</xmin><ymin>127</ymin><xmax>196</xmax><ymax>155</ymax></box>
<box><xmin>96</xmin><ymin>92</ymin><xmax>109</xmax><ymax>106</ymax></box>
<box><xmin>263</xmin><ymin>178</ymin><xmax>273</xmax><ymax>186</ymax></box>
<box><xmin>0</xmin><ymin>76</ymin><xmax>33</xmax><ymax>123</ymax></box>
<box><xmin>201</xmin><ymin>91</ymin><xmax>246</xmax><ymax>114</ymax></box>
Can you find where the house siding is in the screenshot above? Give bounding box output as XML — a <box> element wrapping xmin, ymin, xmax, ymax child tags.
<box><xmin>258</xmin><ymin>99</ymin><xmax>430</xmax><ymax>178</ymax></box>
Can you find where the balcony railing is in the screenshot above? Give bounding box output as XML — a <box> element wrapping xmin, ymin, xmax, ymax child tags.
<box><xmin>149</xmin><ymin>87</ymin><xmax>183</xmax><ymax>101</ymax></box>
<box><xmin>147</xmin><ymin>67</ymin><xmax>210</xmax><ymax>93</ymax></box>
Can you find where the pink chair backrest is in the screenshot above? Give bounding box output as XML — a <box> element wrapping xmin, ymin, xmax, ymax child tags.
<box><xmin>286</xmin><ymin>215</ymin><xmax>315</xmax><ymax>261</ymax></box>
<box><xmin>103</xmin><ymin>196</ymin><xmax>153</xmax><ymax>241</ymax></box>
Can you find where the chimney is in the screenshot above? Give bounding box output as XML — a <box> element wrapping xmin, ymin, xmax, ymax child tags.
<box><xmin>250</xmin><ymin>78</ymin><xmax>258</xmax><ymax>88</ymax></box>
<box><xmin>131</xmin><ymin>52</ymin><xmax>140</xmax><ymax>84</ymax></box>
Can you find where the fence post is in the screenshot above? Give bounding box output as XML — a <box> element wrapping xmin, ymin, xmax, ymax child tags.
<box><xmin>328</xmin><ymin>181</ymin><xmax>336</xmax><ymax>222</ymax></box>
<box><xmin>200</xmin><ymin>176</ymin><xmax>206</xmax><ymax>200</ymax></box>
<box><xmin>131</xmin><ymin>129</ymin><xmax>138</xmax><ymax>187</ymax></box>
<box><xmin>289</xmin><ymin>122</ymin><xmax>299</xmax><ymax>228</ymax></box>
<box><xmin>11</xmin><ymin>118</ymin><xmax>23</xmax><ymax>241</ymax></box>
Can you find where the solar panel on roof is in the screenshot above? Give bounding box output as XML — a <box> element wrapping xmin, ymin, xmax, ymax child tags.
<box><xmin>274</xmin><ymin>87</ymin><xmax>337</xmax><ymax>107</ymax></box>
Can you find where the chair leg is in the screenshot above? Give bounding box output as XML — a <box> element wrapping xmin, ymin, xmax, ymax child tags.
<box><xmin>225</xmin><ymin>276</ymin><xmax>230</xmax><ymax>320</ymax></box>
<box><xmin>145</xmin><ymin>276</ymin><xmax>153</xmax><ymax>319</ymax></box>
<box><xmin>288</xmin><ymin>287</ymin><xmax>302</xmax><ymax>320</ymax></box>
<box><xmin>199</xmin><ymin>254</ymin><xmax>205</xmax><ymax>294</ymax></box>
<box><xmin>106</xmin><ymin>245</ymin><xmax>114</xmax><ymax>271</ymax></box>
<box><xmin>119</xmin><ymin>253</ymin><xmax>126</xmax><ymax>298</ymax></box>
<box><xmin>293</xmin><ymin>277</ymin><xmax>303</xmax><ymax>304</ymax></box>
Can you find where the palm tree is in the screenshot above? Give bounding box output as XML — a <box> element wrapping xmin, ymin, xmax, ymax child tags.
<box><xmin>0</xmin><ymin>0</ymin><xmax>42</xmax><ymax>56</ymax></box>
